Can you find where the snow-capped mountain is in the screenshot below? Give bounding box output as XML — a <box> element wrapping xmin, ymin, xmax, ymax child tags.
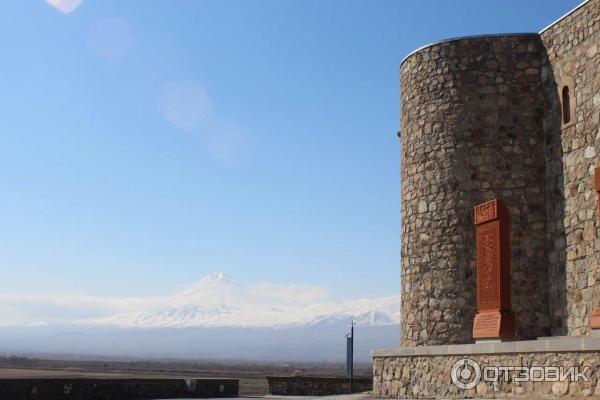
<box><xmin>0</xmin><ymin>273</ymin><xmax>400</xmax><ymax>361</ymax></box>
<box><xmin>78</xmin><ymin>272</ymin><xmax>399</xmax><ymax>329</ymax></box>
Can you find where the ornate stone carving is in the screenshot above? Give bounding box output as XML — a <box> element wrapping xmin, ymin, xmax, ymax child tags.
<box><xmin>589</xmin><ymin>308</ymin><xmax>600</xmax><ymax>330</ymax></box>
<box><xmin>473</xmin><ymin>199</ymin><xmax>515</xmax><ymax>340</ymax></box>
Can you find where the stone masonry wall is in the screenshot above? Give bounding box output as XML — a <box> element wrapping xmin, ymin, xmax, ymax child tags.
<box><xmin>400</xmin><ymin>34</ymin><xmax>550</xmax><ymax>346</ymax></box>
<box><xmin>373</xmin><ymin>351</ymin><xmax>600</xmax><ymax>398</ymax></box>
<box><xmin>540</xmin><ymin>0</ymin><xmax>600</xmax><ymax>336</ymax></box>
<box><xmin>266</xmin><ymin>376</ymin><xmax>371</xmax><ymax>396</ymax></box>
<box><xmin>0</xmin><ymin>378</ymin><xmax>239</xmax><ymax>400</ymax></box>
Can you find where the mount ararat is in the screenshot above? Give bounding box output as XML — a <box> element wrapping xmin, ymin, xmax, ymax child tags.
<box><xmin>0</xmin><ymin>273</ymin><xmax>400</xmax><ymax>361</ymax></box>
<box><xmin>77</xmin><ymin>272</ymin><xmax>399</xmax><ymax>329</ymax></box>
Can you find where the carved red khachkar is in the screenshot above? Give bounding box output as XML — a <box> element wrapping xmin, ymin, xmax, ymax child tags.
<box><xmin>590</xmin><ymin>168</ymin><xmax>600</xmax><ymax>330</ymax></box>
<box><xmin>472</xmin><ymin>199</ymin><xmax>515</xmax><ymax>340</ymax></box>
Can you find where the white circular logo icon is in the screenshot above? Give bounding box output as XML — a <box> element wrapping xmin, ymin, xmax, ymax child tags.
<box><xmin>451</xmin><ymin>358</ymin><xmax>481</xmax><ymax>389</ymax></box>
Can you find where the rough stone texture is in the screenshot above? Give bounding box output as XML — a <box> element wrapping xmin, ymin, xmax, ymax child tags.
<box><xmin>540</xmin><ymin>0</ymin><xmax>600</xmax><ymax>337</ymax></box>
<box><xmin>373</xmin><ymin>351</ymin><xmax>600</xmax><ymax>398</ymax></box>
<box><xmin>380</xmin><ymin>1</ymin><xmax>600</xmax><ymax>396</ymax></box>
<box><xmin>400</xmin><ymin>34</ymin><xmax>549</xmax><ymax>346</ymax></box>
<box><xmin>0</xmin><ymin>378</ymin><xmax>239</xmax><ymax>399</ymax></box>
<box><xmin>399</xmin><ymin>0</ymin><xmax>600</xmax><ymax>346</ymax></box>
<box><xmin>266</xmin><ymin>376</ymin><xmax>371</xmax><ymax>396</ymax></box>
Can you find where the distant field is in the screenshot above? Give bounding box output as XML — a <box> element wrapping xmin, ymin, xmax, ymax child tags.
<box><xmin>239</xmin><ymin>377</ymin><xmax>268</xmax><ymax>396</ymax></box>
<box><xmin>0</xmin><ymin>355</ymin><xmax>372</xmax><ymax>378</ymax></box>
<box><xmin>0</xmin><ymin>368</ymin><xmax>136</xmax><ymax>379</ymax></box>
<box><xmin>0</xmin><ymin>355</ymin><xmax>371</xmax><ymax>396</ymax></box>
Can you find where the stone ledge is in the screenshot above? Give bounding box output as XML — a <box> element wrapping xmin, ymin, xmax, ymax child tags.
<box><xmin>372</xmin><ymin>337</ymin><xmax>600</xmax><ymax>357</ymax></box>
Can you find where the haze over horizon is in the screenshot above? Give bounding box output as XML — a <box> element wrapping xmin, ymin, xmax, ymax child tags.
<box><xmin>0</xmin><ymin>271</ymin><xmax>399</xmax><ymax>327</ymax></box>
<box><xmin>0</xmin><ymin>271</ymin><xmax>400</xmax><ymax>361</ymax></box>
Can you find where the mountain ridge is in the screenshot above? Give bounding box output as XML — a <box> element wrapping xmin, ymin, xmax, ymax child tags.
<box><xmin>76</xmin><ymin>272</ymin><xmax>400</xmax><ymax>329</ymax></box>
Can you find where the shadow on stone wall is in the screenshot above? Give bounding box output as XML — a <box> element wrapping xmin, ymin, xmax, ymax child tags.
<box><xmin>451</xmin><ymin>35</ymin><xmax>551</xmax><ymax>341</ymax></box>
<box><xmin>540</xmin><ymin>44</ymin><xmax>568</xmax><ymax>336</ymax></box>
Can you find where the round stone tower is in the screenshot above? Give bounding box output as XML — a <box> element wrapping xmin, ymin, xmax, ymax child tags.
<box><xmin>400</xmin><ymin>34</ymin><xmax>551</xmax><ymax>346</ymax></box>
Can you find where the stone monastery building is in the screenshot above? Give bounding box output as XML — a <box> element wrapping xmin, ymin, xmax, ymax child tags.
<box><xmin>399</xmin><ymin>0</ymin><xmax>600</xmax><ymax>346</ymax></box>
<box><xmin>373</xmin><ymin>1</ymin><xmax>600</xmax><ymax>397</ymax></box>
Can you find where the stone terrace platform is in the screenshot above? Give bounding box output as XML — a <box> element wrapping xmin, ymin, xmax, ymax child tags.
<box><xmin>373</xmin><ymin>337</ymin><xmax>600</xmax><ymax>398</ymax></box>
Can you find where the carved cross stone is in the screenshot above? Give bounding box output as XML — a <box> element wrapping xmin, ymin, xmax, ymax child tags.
<box><xmin>472</xmin><ymin>199</ymin><xmax>515</xmax><ymax>341</ymax></box>
<box><xmin>589</xmin><ymin>168</ymin><xmax>600</xmax><ymax>332</ymax></box>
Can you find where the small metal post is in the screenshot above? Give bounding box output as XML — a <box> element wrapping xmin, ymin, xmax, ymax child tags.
<box><xmin>346</xmin><ymin>321</ymin><xmax>355</xmax><ymax>393</ymax></box>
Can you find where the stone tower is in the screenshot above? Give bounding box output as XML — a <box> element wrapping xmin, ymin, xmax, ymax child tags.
<box><xmin>399</xmin><ymin>0</ymin><xmax>600</xmax><ymax>347</ymax></box>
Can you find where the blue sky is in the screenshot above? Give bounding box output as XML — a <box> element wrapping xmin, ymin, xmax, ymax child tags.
<box><xmin>0</xmin><ymin>0</ymin><xmax>582</xmax><ymax>303</ymax></box>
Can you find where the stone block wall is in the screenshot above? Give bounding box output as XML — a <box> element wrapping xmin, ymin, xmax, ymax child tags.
<box><xmin>540</xmin><ymin>0</ymin><xmax>600</xmax><ymax>336</ymax></box>
<box><xmin>400</xmin><ymin>34</ymin><xmax>550</xmax><ymax>346</ymax></box>
<box><xmin>373</xmin><ymin>350</ymin><xmax>600</xmax><ymax>398</ymax></box>
<box><xmin>266</xmin><ymin>376</ymin><xmax>371</xmax><ymax>396</ymax></box>
<box><xmin>0</xmin><ymin>378</ymin><xmax>239</xmax><ymax>400</ymax></box>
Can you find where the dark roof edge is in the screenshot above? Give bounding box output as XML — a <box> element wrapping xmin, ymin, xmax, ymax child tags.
<box><xmin>399</xmin><ymin>33</ymin><xmax>538</xmax><ymax>68</ymax></box>
<box><xmin>399</xmin><ymin>0</ymin><xmax>590</xmax><ymax>69</ymax></box>
<box><xmin>539</xmin><ymin>0</ymin><xmax>590</xmax><ymax>34</ymax></box>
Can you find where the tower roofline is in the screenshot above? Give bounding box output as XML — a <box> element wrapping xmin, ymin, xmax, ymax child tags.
<box><xmin>399</xmin><ymin>33</ymin><xmax>537</xmax><ymax>68</ymax></box>
<box><xmin>399</xmin><ymin>0</ymin><xmax>589</xmax><ymax>69</ymax></box>
<box><xmin>539</xmin><ymin>0</ymin><xmax>590</xmax><ymax>33</ymax></box>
